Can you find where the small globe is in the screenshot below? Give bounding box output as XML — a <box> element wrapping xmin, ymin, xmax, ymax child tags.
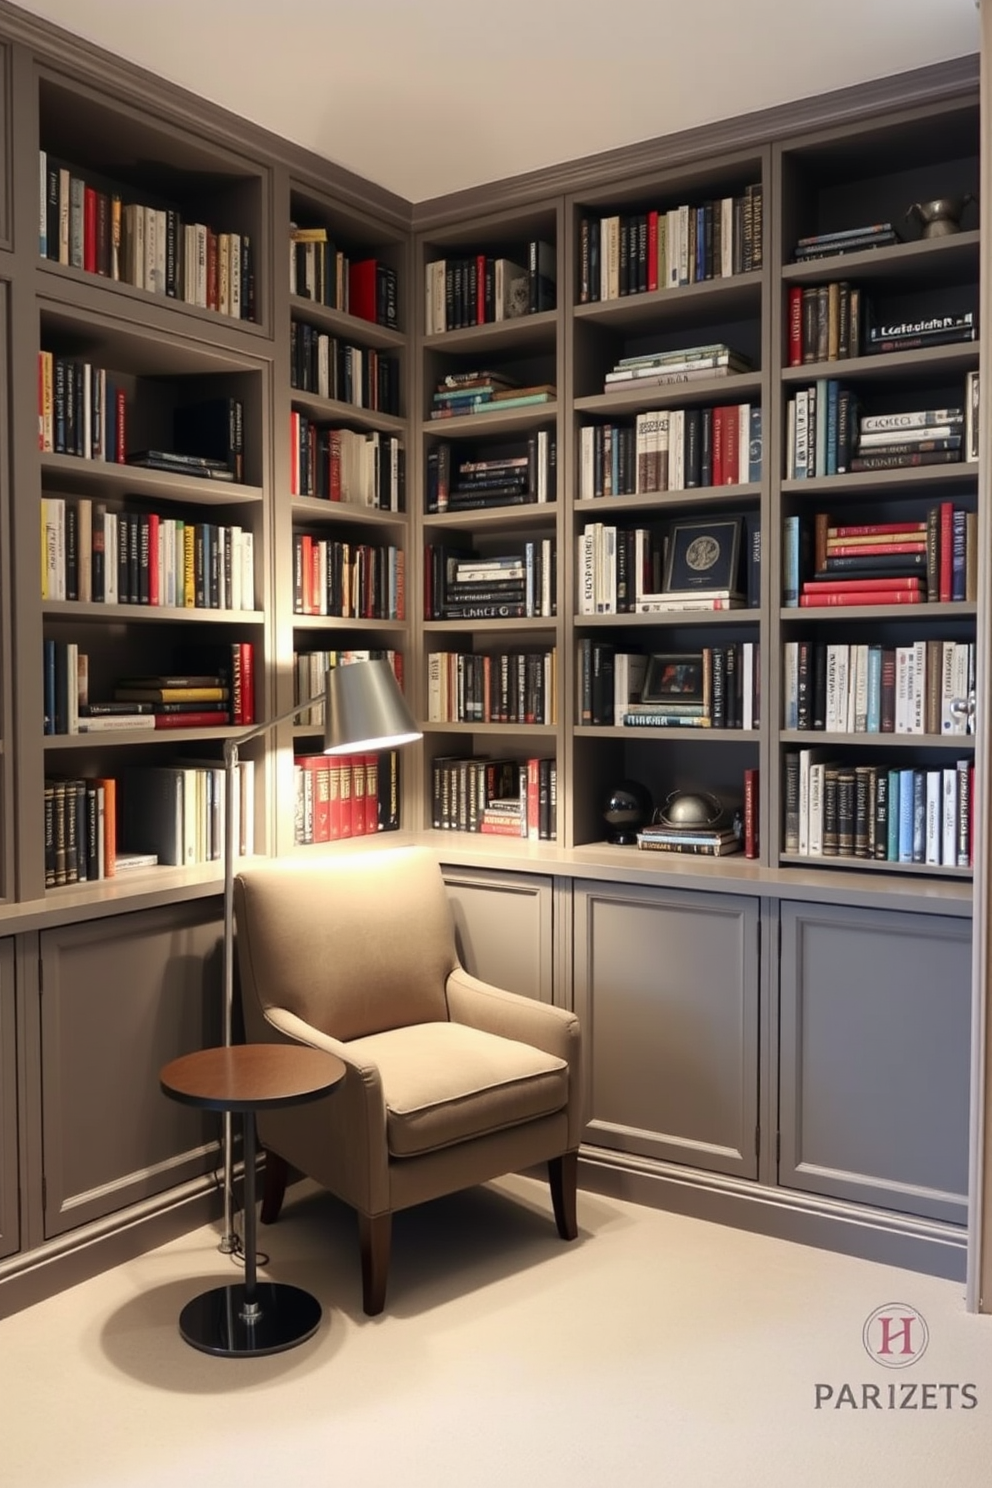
<box><xmin>603</xmin><ymin>780</ymin><xmax>652</xmax><ymax>845</ymax></box>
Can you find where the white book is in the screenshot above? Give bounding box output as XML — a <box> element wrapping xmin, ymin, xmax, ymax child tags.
<box><xmin>105</xmin><ymin>511</ymin><xmax>118</xmax><ymax>604</ymax></box>
<box><xmin>228</xmin><ymin>231</ymin><xmax>241</xmax><ymax>316</ymax></box>
<box><xmin>895</xmin><ymin>645</ymin><xmax>911</xmax><ymax>733</ymax></box>
<box><xmin>826</xmin><ymin>644</ymin><xmax>850</xmax><ymax>732</ymax></box>
<box><xmin>940</xmin><ymin>639</ymin><xmax>959</xmax><ymax>734</ymax></box>
<box><xmin>58</xmin><ymin>165</ymin><xmax>70</xmax><ymax>265</ymax></box>
<box><xmin>808</xmin><ymin>762</ymin><xmax>826</xmax><ymax>857</ymax></box>
<box><xmin>38</xmin><ymin>148</ymin><xmax>47</xmax><ymax>256</ymax></box>
<box><xmin>613</xmin><ymin>653</ymin><xmax>648</xmax><ymax>726</ymax></box>
<box><xmin>742</xmin><ymin>642</ymin><xmax>755</xmax><ymax>731</ymax></box>
<box><xmin>798</xmin><ymin>748</ymin><xmax>822</xmax><ymax>856</ymax></box>
<box><xmin>66</xmin><ymin>642</ymin><xmax>79</xmax><ymax>733</ymax></box>
<box><xmin>925</xmin><ymin>770</ymin><xmax>942</xmax><ymax>865</ymax></box>
<box><xmin>678</xmin><ymin>203</ymin><xmax>690</xmax><ymax>284</ymax></box>
<box><xmin>910</xmin><ymin>639</ymin><xmax>926</xmax><ymax>734</ymax></box>
<box><xmin>242</xmin><ymin>530</ymin><xmax>254</xmax><ymax>610</ymax></box>
<box><xmin>965</xmin><ymin>369</ymin><xmax>980</xmax><ymax>462</ymax></box>
<box><xmin>737</xmin><ymin>404</ymin><xmax>750</xmax><ymax>485</ymax></box>
<box><xmin>794</xmin><ymin>391</ymin><xmax>809</xmax><ymax>479</ymax></box>
<box><xmin>852</xmin><ymin>644</ymin><xmax>869</xmax><ymax>732</ymax></box>
<box><xmin>720</xmin><ymin>197</ymin><xmax>734</xmax><ymax>277</ymax></box>
<box><xmin>578</xmin><ymin>531</ymin><xmax>594</xmax><ymax>615</ymax></box>
<box><xmin>783</xmin><ymin>642</ymin><xmax>799</xmax><ymax>730</ymax></box>
<box><xmin>537</xmin><ymin>429</ymin><xmax>550</xmax><ymax>502</ymax></box>
<box><xmin>786</xmin><ymin>398</ymin><xmax>796</xmax><ymax>481</ymax></box>
<box><xmin>942</xmin><ymin>768</ymin><xmax>958</xmax><ymax>865</ymax></box>
<box><xmin>669</xmin><ymin>409</ymin><xmax>685</xmax><ymax>490</ymax></box>
<box><xmin>946</xmin><ymin>641</ymin><xmax>971</xmax><ymax>734</ymax></box>
<box><xmin>144</xmin><ymin>206</ymin><xmax>158</xmax><ymax>294</ymax></box>
<box><xmin>317</xmin><ymin>333</ymin><xmax>330</xmax><ymax>400</ymax></box>
<box><xmin>666</xmin><ymin>208</ymin><xmax>680</xmax><ymax>289</ymax></box>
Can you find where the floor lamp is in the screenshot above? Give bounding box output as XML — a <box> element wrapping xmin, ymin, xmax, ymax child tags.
<box><xmin>218</xmin><ymin>657</ymin><xmax>421</xmax><ymax>1253</ymax></box>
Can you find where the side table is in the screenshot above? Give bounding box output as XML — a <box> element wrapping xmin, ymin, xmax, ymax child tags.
<box><xmin>160</xmin><ymin>1042</ymin><xmax>345</xmax><ymax>1358</ymax></box>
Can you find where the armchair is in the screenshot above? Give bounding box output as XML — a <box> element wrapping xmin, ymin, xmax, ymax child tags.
<box><xmin>233</xmin><ymin>846</ymin><xmax>582</xmax><ymax>1315</ymax></box>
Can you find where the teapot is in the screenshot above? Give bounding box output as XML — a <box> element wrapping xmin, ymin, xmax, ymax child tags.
<box><xmin>906</xmin><ymin>195</ymin><xmax>975</xmax><ymax>238</ymax></box>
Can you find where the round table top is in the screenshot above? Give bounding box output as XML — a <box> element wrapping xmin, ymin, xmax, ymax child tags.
<box><xmin>160</xmin><ymin>1043</ymin><xmax>346</xmax><ymax>1114</ymax></box>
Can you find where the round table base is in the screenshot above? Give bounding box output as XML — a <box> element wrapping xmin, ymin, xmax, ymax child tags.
<box><xmin>178</xmin><ymin>1282</ymin><xmax>322</xmax><ymax>1357</ymax></box>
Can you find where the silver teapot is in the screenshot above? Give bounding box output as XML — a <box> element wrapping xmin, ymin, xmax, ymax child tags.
<box><xmin>906</xmin><ymin>195</ymin><xmax>975</xmax><ymax>238</ymax></box>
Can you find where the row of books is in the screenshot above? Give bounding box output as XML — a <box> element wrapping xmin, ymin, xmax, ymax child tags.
<box><xmin>428</xmin><ymin>373</ymin><xmax>556</xmax><ymax>421</ymax></box>
<box><xmin>577</xmin><ymin>184</ymin><xmax>763</xmax><ymax>302</ymax></box>
<box><xmin>578</xmin><ymin>641</ymin><xmax>760</xmax><ymax>730</ymax></box>
<box><xmin>787</xmin><ymin>385</ymin><xmax>976</xmax><ymax>480</ymax></box>
<box><xmin>783</xmin><ymin>504</ymin><xmax>976</xmax><ymax>608</ymax></box>
<box><xmin>783</xmin><ymin>639</ymin><xmax>974</xmax><ymax>736</ymax></box>
<box><xmin>293</xmin><ymin>751</ymin><xmax>401</xmax><ymax>844</ymax></box>
<box><xmin>791</xmin><ymin>221</ymin><xmax>901</xmax><ymax>262</ymax></box>
<box><xmin>430</xmin><ymin>755</ymin><xmax>556</xmax><ymax>840</ymax></box>
<box><xmin>783</xmin><ymin>752</ymin><xmax>973</xmax><ymax>868</ymax></box>
<box><xmin>41</xmin><ymin>498</ymin><xmax>256</xmax><ymax>611</ymax></box>
<box><xmin>293</xmin><ymin>649</ymin><xmax>404</xmax><ymax>729</ymax></box>
<box><xmin>292</xmin><ymin>536</ymin><xmax>404</xmax><ymax>620</ymax></box>
<box><xmin>426</xmin><ymin>430</ymin><xmax>556</xmax><ymax>513</ymax></box>
<box><xmin>602</xmin><ymin>343</ymin><xmax>753</xmax><ymax>395</ymax></box>
<box><xmin>424</xmin><ymin>542</ymin><xmax>555</xmax><ymax>621</ymax></box>
<box><xmin>289</xmin><ymin>323</ymin><xmax>401</xmax><ymax>413</ymax></box>
<box><xmin>288</xmin><ymin>417</ymin><xmax>405</xmax><ymax>509</ymax></box>
<box><xmin>577</xmin><ymin>516</ymin><xmax>758</xmax><ymax>614</ymax></box>
<box><xmin>288</xmin><ymin>231</ymin><xmax>398</xmax><ymax>327</ymax></box>
<box><xmin>427</xmin><ymin>649</ymin><xmax>558</xmax><ymax>726</ymax></box>
<box><xmin>40</xmin><ymin>152</ymin><xmax>256</xmax><ymax>320</ymax></box>
<box><xmin>44</xmin><ymin>648</ymin><xmax>254</xmax><ymax>737</ymax></box>
<box><xmin>578</xmin><ymin>404</ymin><xmax>762</xmax><ymax>498</ymax></box>
<box><xmin>788</xmin><ymin>283</ymin><xmax>976</xmax><ymax>364</ymax></box>
<box><xmin>424</xmin><ymin>242</ymin><xmax>555</xmax><ymax>334</ymax></box>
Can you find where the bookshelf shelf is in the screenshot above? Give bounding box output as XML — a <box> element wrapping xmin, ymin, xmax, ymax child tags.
<box><xmin>780</xmin><ymin>229</ymin><xmax>980</xmax><ymax>287</ymax></box>
<box><xmin>573</xmin><ymin>270</ymin><xmax>763</xmax><ymax>331</ymax></box>
<box><xmin>41</xmin><ymin>601</ymin><xmax>265</xmax><ymax>624</ymax></box>
<box><xmin>780</xmin><ymin>341</ymin><xmax>979</xmax><ymax>385</ymax></box>
<box><xmin>289</xmin><ymin>294</ymin><xmax>405</xmax><ymax>351</ymax></box>
<box><xmin>422</xmin><ymin>311</ymin><xmax>557</xmax><ymax>356</ymax></box>
<box><xmin>575</xmin><ymin>373</ymin><xmax>763</xmax><ymax>418</ymax></box>
<box><xmin>419</xmin><ymin>404</ymin><xmax>558</xmax><ymax>438</ymax></box>
<box><xmin>289</xmin><ymin>389</ymin><xmax>406</xmax><ymax>435</ymax></box>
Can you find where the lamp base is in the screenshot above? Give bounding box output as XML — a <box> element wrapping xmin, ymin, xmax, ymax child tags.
<box><xmin>178</xmin><ymin>1282</ymin><xmax>322</xmax><ymax>1357</ymax></box>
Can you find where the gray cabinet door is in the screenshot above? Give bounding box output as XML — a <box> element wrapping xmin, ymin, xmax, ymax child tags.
<box><xmin>573</xmin><ymin>881</ymin><xmax>760</xmax><ymax>1178</ymax></box>
<box><xmin>442</xmin><ymin>866</ymin><xmax>554</xmax><ymax>1003</ymax></box>
<box><xmin>39</xmin><ymin>902</ymin><xmax>224</xmax><ymax>1240</ymax></box>
<box><xmin>779</xmin><ymin>901</ymin><xmax>971</xmax><ymax>1225</ymax></box>
<box><xmin>0</xmin><ymin>941</ymin><xmax>17</xmax><ymax>1260</ymax></box>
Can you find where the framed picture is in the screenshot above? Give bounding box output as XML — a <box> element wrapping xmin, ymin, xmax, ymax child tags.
<box><xmin>663</xmin><ymin>515</ymin><xmax>743</xmax><ymax>594</ymax></box>
<box><xmin>641</xmin><ymin>652</ymin><xmax>706</xmax><ymax>706</ymax></box>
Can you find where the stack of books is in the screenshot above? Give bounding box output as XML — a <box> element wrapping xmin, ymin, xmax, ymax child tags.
<box><xmin>850</xmin><ymin>406</ymin><xmax>964</xmax><ymax>473</ymax></box>
<box><xmin>429</xmin><ymin>371</ymin><xmax>556</xmax><ymax>420</ymax></box>
<box><xmin>602</xmin><ymin>344</ymin><xmax>752</xmax><ymax>394</ymax></box>
<box><xmin>792</xmin><ymin>223</ymin><xmax>900</xmax><ymax>261</ymax></box>
<box><xmin>865</xmin><ymin>309</ymin><xmax>976</xmax><ymax>356</ymax></box>
<box><xmin>107</xmin><ymin>673</ymin><xmax>232</xmax><ymax>730</ymax></box>
<box><xmin>426</xmin><ymin>430</ymin><xmax>555</xmax><ymax>512</ymax></box>
<box><xmin>635</xmin><ymin>820</ymin><xmax>743</xmax><ymax>857</ymax></box>
<box><xmin>800</xmin><ymin>518</ymin><xmax>928</xmax><ymax>607</ymax></box>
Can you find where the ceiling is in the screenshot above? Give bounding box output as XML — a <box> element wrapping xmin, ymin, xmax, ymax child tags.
<box><xmin>12</xmin><ymin>0</ymin><xmax>982</xmax><ymax>203</ymax></box>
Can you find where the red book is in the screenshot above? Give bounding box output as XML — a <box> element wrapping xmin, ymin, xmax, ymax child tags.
<box><xmin>115</xmin><ymin>388</ymin><xmax>126</xmax><ymax>463</ymax></box>
<box><xmin>939</xmin><ymin>501</ymin><xmax>954</xmax><ymax>602</ymax></box>
<box><xmin>95</xmin><ymin>777</ymin><xmax>116</xmax><ymax>876</ymax></box>
<box><xmin>802</xmin><ymin>576</ymin><xmax>923</xmax><ymax>594</ymax></box>
<box><xmin>829</xmin><ymin>521</ymin><xmax>926</xmax><ymax>538</ymax></box>
<box><xmin>240</xmin><ymin>641</ymin><xmax>255</xmax><ymax>725</ymax></box>
<box><xmin>153</xmin><ymin>710</ymin><xmax>231</xmax><ymax>729</ymax></box>
<box><xmin>328</xmin><ymin>429</ymin><xmax>342</xmax><ymax>501</ymax></box>
<box><xmin>312</xmin><ymin>757</ymin><xmax>331</xmax><ymax>843</ymax></box>
<box><xmin>743</xmin><ymin>767</ymin><xmax>759</xmax><ymax>859</ymax></box>
<box><xmin>83</xmin><ymin>185</ymin><xmax>98</xmax><ymax>273</ymax></box>
<box><xmin>527</xmin><ymin>757</ymin><xmax>540</xmax><ymax>841</ymax></box>
<box><xmin>825</xmin><ymin>541</ymin><xmax>927</xmax><ymax>557</ymax></box>
<box><xmin>327</xmin><ymin>757</ymin><xmax>342</xmax><ymax>841</ymax></box>
<box><xmin>788</xmin><ymin>286</ymin><xmax>803</xmax><ymax>367</ymax></box>
<box><xmin>352</xmin><ymin>754</ymin><xmax>368</xmax><ymax>836</ymax></box>
<box><xmin>147</xmin><ymin>511</ymin><xmax>160</xmax><ymax>607</ymax></box>
<box><xmin>348</xmin><ymin>258</ymin><xmax>378</xmax><ymax>323</ymax></box>
<box><xmin>647</xmin><ymin>211</ymin><xmax>659</xmax><ymax>292</ymax></box>
<box><xmin>476</xmin><ymin>252</ymin><xmax>486</xmax><ymax>324</ymax></box>
<box><xmin>338</xmin><ymin>756</ymin><xmax>354</xmax><ymax>837</ymax></box>
<box><xmin>799</xmin><ymin>589</ymin><xmax>923</xmax><ymax>607</ymax></box>
<box><xmin>206</xmin><ymin>229</ymin><xmax>218</xmax><ymax>311</ymax></box>
<box><xmin>711</xmin><ymin>406</ymin><xmax>725</xmax><ymax>487</ymax></box>
<box><xmin>364</xmin><ymin>753</ymin><xmax>380</xmax><ymax>833</ymax></box>
<box><xmin>722</xmin><ymin>407</ymin><xmax>739</xmax><ymax>484</ymax></box>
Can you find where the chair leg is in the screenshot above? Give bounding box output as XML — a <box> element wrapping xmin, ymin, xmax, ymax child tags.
<box><xmin>358</xmin><ymin>1211</ymin><xmax>392</xmax><ymax>1317</ymax></box>
<box><xmin>548</xmin><ymin>1152</ymin><xmax>578</xmax><ymax>1241</ymax></box>
<box><xmin>260</xmin><ymin>1150</ymin><xmax>288</xmax><ymax>1225</ymax></box>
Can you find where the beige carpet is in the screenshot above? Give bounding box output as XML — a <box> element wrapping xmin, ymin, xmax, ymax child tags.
<box><xmin>1</xmin><ymin>1175</ymin><xmax>989</xmax><ymax>1488</ymax></box>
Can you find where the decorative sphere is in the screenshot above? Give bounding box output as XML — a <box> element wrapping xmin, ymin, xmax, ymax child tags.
<box><xmin>602</xmin><ymin>779</ymin><xmax>652</xmax><ymax>845</ymax></box>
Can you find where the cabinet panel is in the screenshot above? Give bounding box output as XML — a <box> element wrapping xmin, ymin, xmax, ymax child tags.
<box><xmin>39</xmin><ymin>901</ymin><xmax>223</xmax><ymax>1239</ymax></box>
<box><xmin>573</xmin><ymin>881</ymin><xmax>759</xmax><ymax>1177</ymax></box>
<box><xmin>0</xmin><ymin>941</ymin><xmax>17</xmax><ymax>1259</ymax></box>
<box><xmin>442</xmin><ymin>866</ymin><xmax>553</xmax><ymax>1002</ymax></box>
<box><xmin>779</xmin><ymin>900</ymin><xmax>970</xmax><ymax>1224</ymax></box>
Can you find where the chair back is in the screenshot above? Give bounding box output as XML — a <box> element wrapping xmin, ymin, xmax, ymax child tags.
<box><xmin>234</xmin><ymin>847</ymin><xmax>457</xmax><ymax>1041</ymax></box>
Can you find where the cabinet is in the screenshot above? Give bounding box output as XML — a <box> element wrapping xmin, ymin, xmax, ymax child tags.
<box><xmin>35</xmin><ymin>903</ymin><xmax>223</xmax><ymax>1239</ymax></box>
<box><xmin>0</xmin><ymin>940</ymin><xmax>17</xmax><ymax>1260</ymax></box>
<box><xmin>778</xmin><ymin>900</ymin><xmax>971</xmax><ymax>1225</ymax></box>
<box><xmin>442</xmin><ymin>864</ymin><xmax>554</xmax><ymax>1001</ymax></box>
<box><xmin>572</xmin><ymin>880</ymin><xmax>760</xmax><ymax>1179</ymax></box>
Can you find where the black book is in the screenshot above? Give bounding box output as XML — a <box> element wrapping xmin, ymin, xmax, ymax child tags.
<box><xmin>173</xmin><ymin>396</ymin><xmax>244</xmax><ymax>481</ymax></box>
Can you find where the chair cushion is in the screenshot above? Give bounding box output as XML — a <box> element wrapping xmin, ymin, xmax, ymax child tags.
<box><xmin>345</xmin><ymin>1022</ymin><xmax>569</xmax><ymax>1158</ymax></box>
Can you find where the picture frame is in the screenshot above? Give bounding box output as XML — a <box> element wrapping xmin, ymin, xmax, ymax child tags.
<box><xmin>663</xmin><ymin>515</ymin><xmax>743</xmax><ymax>594</ymax></box>
<box><xmin>641</xmin><ymin>652</ymin><xmax>706</xmax><ymax>706</ymax></box>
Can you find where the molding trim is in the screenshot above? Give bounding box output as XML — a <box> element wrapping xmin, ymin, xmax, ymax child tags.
<box><xmin>412</xmin><ymin>55</ymin><xmax>980</xmax><ymax>228</ymax></box>
<box><xmin>578</xmin><ymin>1148</ymin><xmax>967</xmax><ymax>1283</ymax></box>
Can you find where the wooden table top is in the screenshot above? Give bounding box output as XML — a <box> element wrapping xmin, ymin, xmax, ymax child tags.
<box><xmin>160</xmin><ymin>1043</ymin><xmax>346</xmax><ymax>1113</ymax></box>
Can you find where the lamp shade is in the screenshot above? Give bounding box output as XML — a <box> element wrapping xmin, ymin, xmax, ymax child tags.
<box><xmin>322</xmin><ymin>658</ymin><xmax>421</xmax><ymax>754</ymax></box>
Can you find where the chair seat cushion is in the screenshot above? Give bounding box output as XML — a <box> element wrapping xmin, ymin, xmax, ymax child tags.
<box><xmin>345</xmin><ymin>1022</ymin><xmax>568</xmax><ymax>1158</ymax></box>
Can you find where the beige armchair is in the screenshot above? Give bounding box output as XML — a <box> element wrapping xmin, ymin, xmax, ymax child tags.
<box><xmin>233</xmin><ymin>846</ymin><xmax>582</xmax><ymax>1315</ymax></box>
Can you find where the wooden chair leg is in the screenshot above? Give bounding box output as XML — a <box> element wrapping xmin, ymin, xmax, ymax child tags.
<box><xmin>358</xmin><ymin>1211</ymin><xmax>392</xmax><ymax>1317</ymax></box>
<box><xmin>260</xmin><ymin>1150</ymin><xmax>288</xmax><ymax>1225</ymax></box>
<box><xmin>548</xmin><ymin>1151</ymin><xmax>578</xmax><ymax>1241</ymax></box>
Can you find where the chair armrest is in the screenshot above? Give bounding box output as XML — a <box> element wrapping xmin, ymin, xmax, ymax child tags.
<box><xmin>258</xmin><ymin>1006</ymin><xmax>391</xmax><ymax>1214</ymax></box>
<box><xmin>445</xmin><ymin>967</ymin><xmax>582</xmax><ymax>1150</ymax></box>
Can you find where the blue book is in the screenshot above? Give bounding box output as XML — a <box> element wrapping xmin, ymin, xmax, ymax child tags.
<box><xmin>951</xmin><ymin>510</ymin><xmax>967</xmax><ymax>601</ymax></box>
<box><xmin>43</xmin><ymin>638</ymin><xmax>56</xmax><ymax>736</ymax></box>
<box><xmin>887</xmin><ymin>769</ymin><xmax>901</xmax><ymax>861</ymax></box>
<box><xmin>783</xmin><ymin>515</ymin><xmax>800</xmax><ymax>607</ymax></box>
<box><xmin>866</xmin><ymin>645</ymin><xmax>883</xmax><ymax>732</ymax></box>
<box><xmin>825</xmin><ymin>380</ymin><xmax>840</xmax><ymax>476</ymax></box>
<box><xmin>898</xmin><ymin>767</ymin><xmax>916</xmax><ymax>862</ymax></box>
<box><xmin>749</xmin><ymin>407</ymin><xmax>763</xmax><ymax>482</ymax></box>
<box><xmin>912</xmin><ymin>769</ymin><xmax>926</xmax><ymax>863</ymax></box>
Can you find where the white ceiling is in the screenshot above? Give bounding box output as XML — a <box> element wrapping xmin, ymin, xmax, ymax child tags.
<box><xmin>13</xmin><ymin>0</ymin><xmax>982</xmax><ymax>203</ymax></box>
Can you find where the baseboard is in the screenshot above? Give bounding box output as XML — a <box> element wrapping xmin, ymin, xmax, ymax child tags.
<box><xmin>578</xmin><ymin>1147</ymin><xmax>968</xmax><ymax>1284</ymax></box>
<box><xmin>0</xmin><ymin>1177</ymin><xmax>224</xmax><ymax>1320</ymax></box>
